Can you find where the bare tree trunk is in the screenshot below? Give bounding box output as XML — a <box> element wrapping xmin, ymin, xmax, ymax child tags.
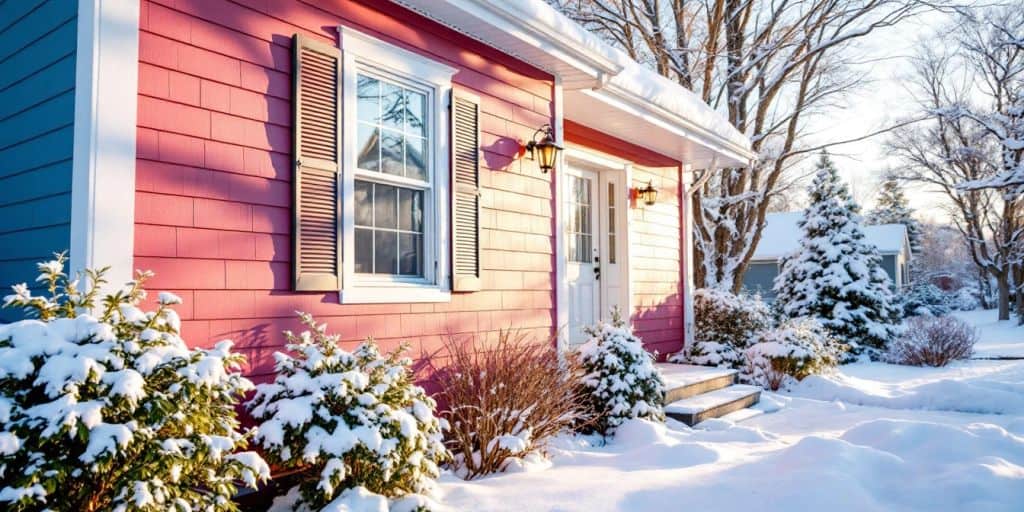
<box><xmin>997</xmin><ymin>271</ymin><xmax>1010</xmax><ymax>320</ymax></box>
<box><xmin>978</xmin><ymin>268</ymin><xmax>992</xmax><ymax>310</ymax></box>
<box><xmin>1015</xmin><ymin>263</ymin><xmax>1024</xmax><ymax>325</ymax></box>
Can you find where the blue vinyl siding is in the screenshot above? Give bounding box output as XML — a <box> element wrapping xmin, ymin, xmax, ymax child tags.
<box><xmin>742</xmin><ymin>261</ymin><xmax>780</xmax><ymax>300</ymax></box>
<box><xmin>880</xmin><ymin>254</ymin><xmax>898</xmax><ymax>291</ymax></box>
<box><xmin>0</xmin><ymin>0</ymin><xmax>78</xmax><ymax>320</ymax></box>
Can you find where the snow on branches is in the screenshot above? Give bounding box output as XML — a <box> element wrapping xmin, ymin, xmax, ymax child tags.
<box><xmin>773</xmin><ymin>153</ymin><xmax>901</xmax><ymax>359</ymax></box>
<box><xmin>0</xmin><ymin>254</ymin><xmax>268</xmax><ymax>512</ymax></box>
<box><xmin>576</xmin><ymin>309</ymin><xmax>665</xmax><ymax>436</ymax></box>
<box><xmin>247</xmin><ymin>312</ymin><xmax>447</xmax><ymax>510</ymax></box>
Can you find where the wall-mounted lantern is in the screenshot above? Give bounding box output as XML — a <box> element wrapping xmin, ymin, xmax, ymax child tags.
<box><xmin>637</xmin><ymin>180</ymin><xmax>658</xmax><ymax>206</ymax></box>
<box><xmin>524</xmin><ymin>124</ymin><xmax>563</xmax><ymax>174</ymax></box>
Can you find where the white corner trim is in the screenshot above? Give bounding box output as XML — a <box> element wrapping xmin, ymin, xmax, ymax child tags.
<box><xmin>70</xmin><ymin>0</ymin><xmax>140</xmax><ymax>289</ymax></box>
<box><xmin>553</xmin><ymin>76</ymin><xmax>569</xmax><ymax>353</ymax></box>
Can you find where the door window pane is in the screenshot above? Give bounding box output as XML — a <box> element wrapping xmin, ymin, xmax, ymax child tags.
<box><xmin>608</xmin><ymin>182</ymin><xmax>616</xmax><ymax>264</ymax></box>
<box><xmin>568</xmin><ymin>175</ymin><xmax>593</xmax><ymax>263</ymax></box>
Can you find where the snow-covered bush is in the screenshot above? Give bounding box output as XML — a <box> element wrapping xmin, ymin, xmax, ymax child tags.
<box><xmin>886</xmin><ymin>316</ymin><xmax>977</xmax><ymax>367</ymax></box>
<box><xmin>247</xmin><ymin>313</ymin><xmax>447</xmax><ymax>510</ymax></box>
<box><xmin>742</xmin><ymin>318</ymin><xmax>842</xmax><ymax>391</ymax></box>
<box><xmin>576</xmin><ymin>309</ymin><xmax>665</xmax><ymax>436</ymax></box>
<box><xmin>0</xmin><ymin>254</ymin><xmax>268</xmax><ymax>511</ymax></box>
<box><xmin>898</xmin><ymin>283</ymin><xmax>952</xmax><ymax>318</ymax></box>
<box><xmin>436</xmin><ymin>330</ymin><xmax>586</xmax><ymax>480</ymax></box>
<box><xmin>773</xmin><ymin>153</ymin><xmax>901</xmax><ymax>359</ymax></box>
<box><xmin>946</xmin><ymin>287</ymin><xmax>982</xmax><ymax>311</ymax></box>
<box><xmin>670</xmin><ymin>288</ymin><xmax>771</xmax><ymax>369</ymax></box>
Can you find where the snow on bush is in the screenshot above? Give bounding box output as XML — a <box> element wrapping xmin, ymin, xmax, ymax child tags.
<box><xmin>247</xmin><ymin>313</ymin><xmax>447</xmax><ymax>510</ymax></box>
<box><xmin>885</xmin><ymin>316</ymin><xmax>978</xmax><ymax>367</ymax></box>
<box><xmin>898</xmin><ymin>283</ymin><xmax>952</xmax><ymax>318</ymax></box>
<box><xmin>576</xmin><ymin>309</ymin><xmax>665</xmax><ymax>436</ymax></box>
<box><xmin>946</xmin><ymin>287</ymin><xmax>982</xmax><ymax>311</ymax></box>
<box><xmin>436</xmin><ymin>330</ymin><xmax>586</xmax><ymax>480</ymax></box>
<box><xmin>670</xmin><ymin>288</ymin><xmax>771</xmax><ymax>369</ymax></box>
<box><xmin>0</xmin><ymin>254</ymin><xmax>268</xmax><ymax>511</ymax></box>
<box><xmin>773</xmin><ymin>152</ymin><xmax>901</xmax><ymax>360</ymax></box>
<box><xmin>742</xmin><ymin>318</ymin><xmax>842</xmax><ymax>391</ymax></box>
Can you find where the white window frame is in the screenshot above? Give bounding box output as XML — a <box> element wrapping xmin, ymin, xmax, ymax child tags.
<box><xmin>337</xmin><ymin>26</ymin><xmax>457</xmax><ymax>304</ymax></box>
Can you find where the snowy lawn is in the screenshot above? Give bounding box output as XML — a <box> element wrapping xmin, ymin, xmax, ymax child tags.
<box><xmin>953</xmin><ymin>308</ymin><xmax>1024</xmax><ymax>359</ymax></box>
<box><xmin>436</xmin><ymin>313</ymin><xmax>1024</xmax><ymax>511</ymax></box>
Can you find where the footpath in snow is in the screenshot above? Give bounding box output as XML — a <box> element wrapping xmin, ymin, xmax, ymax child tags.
<box><xmin>437</xmin><ymin>309</ymin><xmax>1024</xmax><ymax>512</ymax></box>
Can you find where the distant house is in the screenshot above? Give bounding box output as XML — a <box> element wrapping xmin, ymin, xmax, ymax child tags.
<box><xmin>742</xmin><ymin>212</ymin><xmax>912</xmax><ymax>299</ymax></box>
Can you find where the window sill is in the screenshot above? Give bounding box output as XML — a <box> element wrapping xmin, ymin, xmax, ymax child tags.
<box><xmin>339</xmin><ymin>286</ymin><xmax>451</xmax><ymax>304</ymax></box>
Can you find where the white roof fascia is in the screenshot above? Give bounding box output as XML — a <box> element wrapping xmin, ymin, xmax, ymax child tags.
<box><xmin>390</xmin><ymin>0</ymin><xmax>755</xmax><ymax>166</ymax></box>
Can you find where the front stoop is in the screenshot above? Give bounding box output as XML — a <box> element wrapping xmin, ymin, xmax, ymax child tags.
<box><xmin>656</xmin><ymin>363</ymin><xmax>761</xmax><ymax>427</ymax></box>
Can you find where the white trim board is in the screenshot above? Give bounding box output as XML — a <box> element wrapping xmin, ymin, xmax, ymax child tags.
<box><xmin>70</xmin><ymin>0</ymin><xmax>140</xmax><ymax>290</ymax></box>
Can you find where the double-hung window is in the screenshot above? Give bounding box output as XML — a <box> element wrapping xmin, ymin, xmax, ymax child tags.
<box><xmin>338</xmin><ymin>27</ymin><xmax>456</xmax><ymax>303</ymax></box>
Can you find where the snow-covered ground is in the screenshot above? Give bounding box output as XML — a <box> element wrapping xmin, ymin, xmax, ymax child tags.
<box><xmin>436</xmin><ymin>311</ymin><xmax>1024</xmax><ymax>511</ymax></box>
<box><xmin>954</xmin><ymin>309</ymin><xmax>1024</xmax><ymax>359</ymax></box>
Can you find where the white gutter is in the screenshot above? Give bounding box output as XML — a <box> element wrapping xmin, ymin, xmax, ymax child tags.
<box><xmin>393</xmin><ymin>0</ymin><xmax>755</xmax><ymax>165</ymax></box>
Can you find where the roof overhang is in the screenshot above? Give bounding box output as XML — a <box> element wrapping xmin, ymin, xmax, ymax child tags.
<box><xmin>392</xmin><ymin>0</ymin><xmax>754</xmax><ymax>168</ymax></box>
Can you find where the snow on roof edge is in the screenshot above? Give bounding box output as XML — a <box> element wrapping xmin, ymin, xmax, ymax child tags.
<box><xmin>391</xmin><ymin>0</ymin><xmax>753</xmax><ymax>161</ymax></box>
<box><xmin>752</xmin><ymin>212</ymin><xmax>910</xmax><ymax>260</ymax></box>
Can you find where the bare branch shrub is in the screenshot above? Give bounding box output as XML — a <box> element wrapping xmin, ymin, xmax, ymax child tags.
<box><xmin>886</xmin><ymin>316</ymin><xmax>978</xmax><ymax>367</ymax></box>
<box><xmin>435</xmin><ymin>330</ymin><xmax>587</xmax><ymax>480</ymax></box>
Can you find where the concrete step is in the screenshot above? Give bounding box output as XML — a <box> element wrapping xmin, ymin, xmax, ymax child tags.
<box><xmin>656</xmin><ymin>363</ymin><xmax>737</xmax><ymax>403</ymax></box>
<box><xmin>665</xmin><ymin>384</ymin><xmax>761</xmax><ymax>426</ymax></box>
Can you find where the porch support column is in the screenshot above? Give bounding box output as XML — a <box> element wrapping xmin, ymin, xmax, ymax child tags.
<box><xmin>681</xmin><ymin>157</ymin><xmax>718</xmax><ymax>349</ymax></box>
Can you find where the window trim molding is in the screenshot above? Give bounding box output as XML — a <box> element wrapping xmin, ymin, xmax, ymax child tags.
<box><xmin>337</xmin><ymin>26</ymin><xmax>457</xmax><ymax>304</ymax></box>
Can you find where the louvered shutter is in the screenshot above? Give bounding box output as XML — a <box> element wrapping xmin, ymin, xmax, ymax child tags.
<box><xmin>292</xmin><ymin>35</ymin><xmax>341</xmax><ymax>291</ymax></box>
<box><xmin>451</xmin><ymin>90</ymin><xmax>482</xmax><ymax>292</ymax></box>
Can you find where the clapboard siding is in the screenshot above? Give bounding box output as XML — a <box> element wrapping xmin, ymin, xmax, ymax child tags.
<box><xmin>134</xmin><ymin>0</ymin><xmax>556</xmax><ymax>377</ymax></box>
<box><xmin>0</xmin><ymin>0</ymin><xmax>77</xmax><ymax>320</ymax></box>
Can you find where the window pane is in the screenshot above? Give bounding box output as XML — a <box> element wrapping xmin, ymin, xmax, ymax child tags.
<box><xmin>609</xmin><ymin>234</ymin><xmax>616</xmax><ymax>264</ymax></box>
<box><xmin>374</xmin><ymin>231</ymin><xmax>397</xmax><ymax>274</ymax></box>
<box><xmin>356</xmin><ymin>124</ymin><xmax>380</xmax><ymax>172</ymax></box>
<box><xmin>355</xmin><ymin>228</ymin><xmax>373</xmax><ymax>273</ymax></box>
<box><xmin>405</xmin><ymin>136</ymin><xmax>427</xmax><ymax>181</ymax></box>
<box><xmin>354</xmin><ymin>180</ymin><xmax>372</xmax><ymax>227</ymax></box>
<box><xmin>399</xmin><ymin>233</ymin><xmax>422</xmax><ymax>275</ymax></box>
<box><xmin>406</xmin><ymin>90</ymin><xmax>426</xmax><ymax>137</ymax></box>
<box><xmin>380</xmin><ymin>82</ymin><xmax>403</xmax><ymax>130</ymax></box>
<box><xmin>380</xmin><ymin>130</ymin><xmax>404</xmax><ymax>176</ymax></box>
<box><xmin>356</xmin><ymin>76</ymin><xmax>380</xmax><ymax>123</ymax></box>
<box><xmin>398</xmin><ymin>188</ymin><xmax>423</xmax><ymax>232</ymax></box>
<box><xmin>373</xmin><ymin>184</ymin><xmax>397</xmax><ymax>228</ymax></box>
<box><xmin>608</xmin><ymin>182</ymin><xmax>615</xmax><ymax>207</ymax></box>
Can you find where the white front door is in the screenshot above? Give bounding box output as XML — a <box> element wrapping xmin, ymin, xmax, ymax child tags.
<box><xmin>566</xmin><ymin>167</ymin><xmax>601</xmax><ymax>345</ymax></box>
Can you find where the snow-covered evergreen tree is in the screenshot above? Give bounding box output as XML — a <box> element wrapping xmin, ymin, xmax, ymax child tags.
<box><xmin>576</xmin><ymin>309</ymin><xmax>665</xmax><ymax>436</ymax></box>
<box><xmin>865</xmin><ymin>172</ymin><xmax>922</xmax><ymax>254</ymax></box>
<box><xmin>773</xmin><ymin>153</ymin><xmax>901</xmax><ymax>359</ymax></box>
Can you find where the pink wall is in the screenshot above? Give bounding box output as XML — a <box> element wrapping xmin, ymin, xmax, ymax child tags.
<box><xmin>565</xmin><ymin>121</ymin><xmax>685</xmax><ymax>358</ymax></box>
<box><xmin>134</xmin><ymin>0</ymin><xmax>556</xmax><ymax>379</ymax></box>
<box><xmin>133</xmin><ymin>0</ymin><xmax>687</xmax><ymax>378</ymax></box>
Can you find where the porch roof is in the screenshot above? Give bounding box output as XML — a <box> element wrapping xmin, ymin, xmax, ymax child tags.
<box><xmin>392</xmin><ymin>0</ymin><xmax>754</xmax><ymax>169</ymax></box>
